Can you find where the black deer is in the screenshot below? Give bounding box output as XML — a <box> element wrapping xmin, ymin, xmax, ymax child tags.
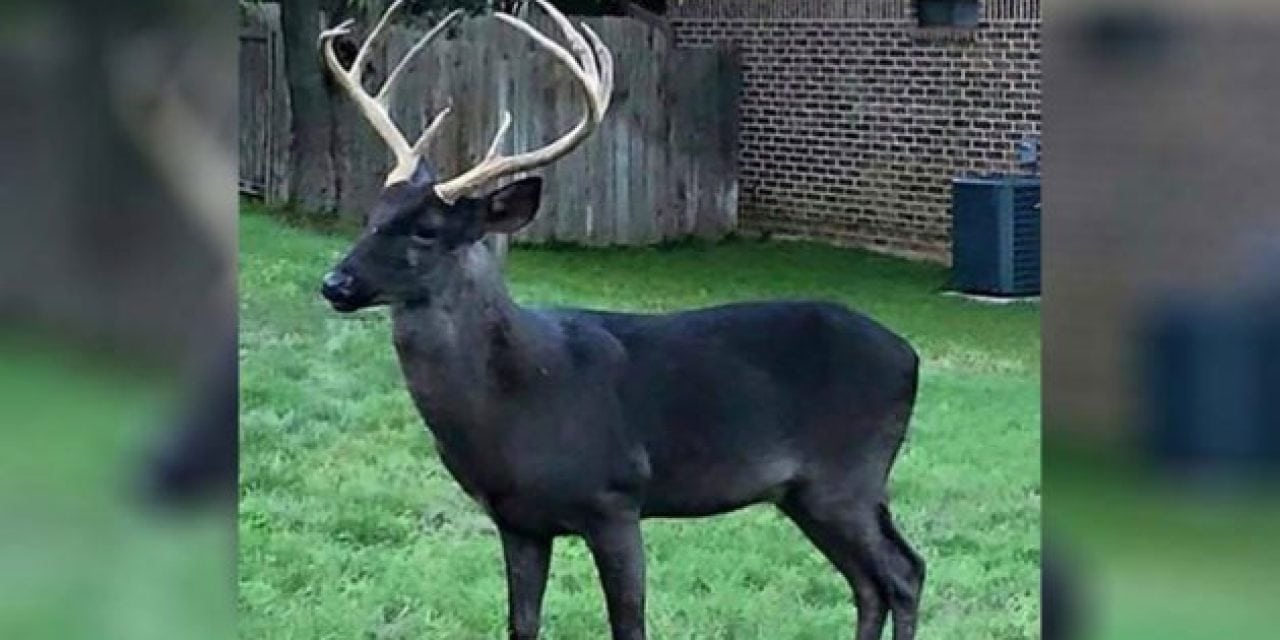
<box><xmin>318</xmin><ymin>3</ymin><xmax>924</xmax><ymax>638</ymax></box>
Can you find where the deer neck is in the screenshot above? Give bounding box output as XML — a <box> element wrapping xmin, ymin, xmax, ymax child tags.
<box><xmin>389</xmin><ymin>244</ymin><xmax>541</xmax><ymax>446</ymax></box>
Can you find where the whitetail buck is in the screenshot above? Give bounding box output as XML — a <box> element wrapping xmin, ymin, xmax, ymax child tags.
<box><xmin>318</xmin><ymin>3</ymin><xmax>924</xmax><ymax>638</ymax></box>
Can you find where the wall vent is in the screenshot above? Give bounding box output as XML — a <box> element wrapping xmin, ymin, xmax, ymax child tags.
<box><xmin>916</xmin><ymin>0</ymin><xmax>981</xmax><ymax>28</ymax></box>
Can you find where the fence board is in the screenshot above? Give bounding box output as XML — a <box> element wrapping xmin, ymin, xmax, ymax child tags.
<box><xmin>669</xmin><ymin>42</ymin><xmax>740</xmax><ymax>239</ymax></box>
<box><xmin>238</xmin><ymin>9</ymin><xmax>739</xmax><ymax>246</ymax></box>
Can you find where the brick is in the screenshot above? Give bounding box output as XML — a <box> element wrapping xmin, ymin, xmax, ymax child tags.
<box><xmin>671</xmin><ymin>2</ymin><xmax>1040</xmax><ymax>260</ymax></box>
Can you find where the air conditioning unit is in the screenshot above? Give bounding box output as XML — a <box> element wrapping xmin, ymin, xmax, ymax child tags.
<box><xmin>1141</xmin><ymin>297</ymin><xmax>1280</xmax><ymax>474</ymax></box>
<box><xmin>950</xmin><ymin>174</ymin><xmax>1041</xmax><ymax>297</ymax></box>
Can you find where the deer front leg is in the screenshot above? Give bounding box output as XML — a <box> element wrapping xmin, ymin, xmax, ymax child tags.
<box><xmin>500</xmin><ymin>528</ymin><xmax>552</xmax><ymax>640</ymax></box>
<box><xmin>584</xmin><ymin>516</ymin><xmax>647</xmax><ymax>640</ymax></box>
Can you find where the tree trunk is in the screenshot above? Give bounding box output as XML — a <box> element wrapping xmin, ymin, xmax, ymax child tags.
<box><xmin>281</xmin><ymin>0</ymin><xmax>338</xmax><ymax>214</ymax></box>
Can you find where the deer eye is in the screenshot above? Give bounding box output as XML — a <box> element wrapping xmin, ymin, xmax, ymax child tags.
<box><xmin>409</xmin><ymin>228</ymin><xmax>439</xmax><ymax>246</ymax></box>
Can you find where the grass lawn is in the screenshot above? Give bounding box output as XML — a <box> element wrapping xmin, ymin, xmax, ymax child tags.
<box><xmin>238</xmin><ymin>205</ymin><xmax>1040</xmax><ymax>639</ymax></box>
<box><xmin>0</xmin><ymin>340</ymin><xmax>233</xmax><ymax>640</ymax></box>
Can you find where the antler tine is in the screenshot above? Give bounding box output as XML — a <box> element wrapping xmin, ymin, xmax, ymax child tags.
<box><xmin>538</xmin><ymin>5</ymin><xmax>599</xmax><ymax>99</ymax></box>
<box><xmin>489</xmin><ymin>13</ymin><xmax>597</xmax><ymax>108</ymax></box>
<box><xmin>353</xmin><ymin>0</ymin><xmax>408</xmax><ymax>82</ymax></box>
<box><xmin>411</xmin><ymin>106</ymin><xmax>453</xmax><ymax>156</ymax></box>
<box><xmin>321</xmin><ymin>5</ymin><xmax>469</xmax><ymax>186</ymax></box>
<box><xmin>485</xmin><ymin>111</ymin><xmax>514</xmax><ymax>160</ymax></box>
<box><xmin>320</xmin><ymin>23</ymin><xmax>412</xmax><ymax>165</ymax></box>
<box><xmin>433</xmin><ymin>0</ymin><xmax>614</xmax><ymax>203</ymax></box>
<box><xmin>579</xmin><ymin>22</ymin><xmax>614</xmax><ymax>119</ymax></box>
<box><xmin>319</xmin><ymin>18</ymin><xmax>357</xmax><ymax>42</ymax></box>
<box><xmin>377</xmin><ymin>9</ymin><xmax>465</xmax><ymax>106</ymax></box>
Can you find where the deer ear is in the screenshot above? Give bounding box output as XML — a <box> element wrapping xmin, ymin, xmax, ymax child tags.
<box><xmin>482</xmin><ymin>177</ymin><xmax>543</xmax><ymax>234</ymax></box>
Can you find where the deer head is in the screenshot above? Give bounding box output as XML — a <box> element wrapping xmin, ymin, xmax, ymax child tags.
<box><xmin>318</xmin><ymin>0</ymin><xmax>613</xmax><ymax>313</ymax></box>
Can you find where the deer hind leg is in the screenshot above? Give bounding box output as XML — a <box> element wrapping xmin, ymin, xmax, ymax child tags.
<box><xmin>780</xmin><ymin>485</ymin><xmax>923</xmax><ymax>640</ymax></box>
<box><xmin>878</xmin><ymin>503</ymin><xmax>925</xmax><ymax>639</ymax></box>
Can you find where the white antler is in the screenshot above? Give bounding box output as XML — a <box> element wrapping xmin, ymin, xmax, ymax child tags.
<box><xmin>318</xmin><ymin>2</ymin><xmax>464</xmax><ymax>185</ymax></box>
<box><xmin>432</xmin><ymin>0</ymin><xmax>614</xmax><ymax>203</ymax></box>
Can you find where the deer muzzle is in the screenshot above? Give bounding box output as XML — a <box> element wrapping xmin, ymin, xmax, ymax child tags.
<box><xmin>320</xmin><ymin>270</ymin><xmax>364</xmax><ymax>313</ymax></box>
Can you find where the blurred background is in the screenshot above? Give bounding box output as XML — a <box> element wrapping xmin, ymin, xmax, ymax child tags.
<box><xmin>0</xmin><ymin>0</ymin><xmax>235</xmax><ymax>638</ymax></box>
<box><xmin>1044</xmin><ymin>0</ymin><xmax>1280</xmax><ymax>638</ymax></box>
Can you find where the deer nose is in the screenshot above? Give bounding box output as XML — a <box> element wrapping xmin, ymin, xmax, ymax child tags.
<box><xmin>320</xmin><ymin>270</ymin><xmax>354</xmax><ymax>301</ymax></box>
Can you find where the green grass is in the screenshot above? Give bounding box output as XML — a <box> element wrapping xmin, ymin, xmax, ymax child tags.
<box><xmin>238</xmin><ymin>205</ymin><xmax>1040</xmax><ymax>639</ymax></box>
<box><xmin>0</xmin><ymin>339</ymin><xmax>233</xmax><ymax>640</ymax></box>
<box><xmin>1046</xmin><ymin>447</ymin><xmax>1280</xmax><ymax>640</ymax></box>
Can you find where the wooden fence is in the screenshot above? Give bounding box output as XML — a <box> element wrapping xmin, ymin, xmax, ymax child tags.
<box><xmin>239</xmin><ymin>5</ymin><xmax>740</xmax><ymax>245</ymax></box>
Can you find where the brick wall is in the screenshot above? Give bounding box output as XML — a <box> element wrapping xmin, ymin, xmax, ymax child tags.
<box><xmin>670</xmin><ymin>0</ymin><xmax>1041</xmax><ymax>261</ymax></box>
